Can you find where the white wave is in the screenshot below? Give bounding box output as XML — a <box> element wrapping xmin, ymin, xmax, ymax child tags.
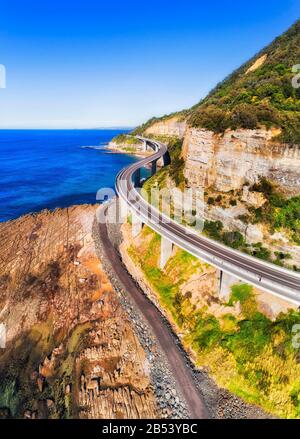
<box><xmin>80</xmin><ymin>145</ymin><xmax>107</xmax><ymax>150</ymax></box>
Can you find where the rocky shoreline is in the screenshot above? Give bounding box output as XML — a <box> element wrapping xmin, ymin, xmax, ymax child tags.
<box><xmin>106</xmin><ymin>141</ymin><xmax>151</xmax><ymax>158</ymax></box>
<box><xmin>0</xmin><ymin>201</ymin><xmax>275</xmax><ymax>419</ymax></box>
<box><xmin>0</xmin><ymin>206</ymin><xmax>160</xmax><ymax>419</ymax></box>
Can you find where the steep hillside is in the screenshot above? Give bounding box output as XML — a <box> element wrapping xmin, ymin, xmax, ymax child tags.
<box><xmin>104</xmin><ymin>22</ymin><xmax>300</xmax><ymax>418</ymax></box>
<box><xmin>188</xmin><ymin>20</ymin><xmax>300</xmax><ymax>143</ymax></box>
<box><xmin>135</xmin><ymin>20</ymin><xmax>300</xmax><ymax>144</ymax></box>
<box><xmin>120</xmin><ymin>222</ymin><xmax>300</xmax><ymax>418</ymax></box>
<box><xmin>127</xmin><ymin>21</ymin><xmax>300</xmax><ymax>268</ymax></box>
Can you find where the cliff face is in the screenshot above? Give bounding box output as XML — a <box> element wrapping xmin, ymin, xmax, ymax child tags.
<box><xmin>0</xmin><ymin>206</ymin><xmax>158</xmax><ymax>419</ymax></box>
<box><xmin>182</xmin><ymin>127</ymin><xmax>300</xmax><ymax>196</ymax></box>
<box><xmin>134</xmin><ymin>20</ymin><xmax>300</xmax><ymax>197</ymax></box>
<box><xmin>142</xmin><ymin>113</ymin><xmax>300</xmax><ymax>197</ymax></box>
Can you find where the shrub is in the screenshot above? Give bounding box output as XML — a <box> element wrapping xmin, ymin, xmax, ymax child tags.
<box><xmin>223</xmin><ymin>231</ymin><xmax>245</xmax><ymax>249</ymax></box>
<box><xmin>188</xmin><ymin>105</ymin><xmax>230</xmax><ymax>132</ymax></box>
<box><xmin>228</xmin><ymin>284</ymin><xmax>253</xmax><ymax>306</ymax></box>
<box><xmin>186</xmin><ymin>21</ymin><xmax>300</xmax><ymax>143</ymax></box>
<box><xmin>203</xmin><ymin>220</ymin><xmax>223</xmax><ymax>240</ymax></box>
<box><xmin>250</xmin><ymin>178</ymin><xmax>300</xmax><ymax>244</ymax></box>
<box><xmin>251</xmin><ymin>245</ymin><xmax>272</xmax><ymax>261</ymax></box>
<box><xmin>231</xmin><ymin>104</ymin><xmax>258</xmax><ymax>129</ymax></box>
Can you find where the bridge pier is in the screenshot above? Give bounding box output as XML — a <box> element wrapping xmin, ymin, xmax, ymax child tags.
<box><xmin>118</xmin><ymin>197</ymin><xmax>128</xmax><ymax>223</ymax></box>
<box><xmin>151</xmin><ymin>159</ymin><xmax>158</xmax><ymax>176</ymax></box>
<box><xmin>219</xmin><ymin>270</ymin><xmax>242</xmax><ymax>302</ymax></box>
<box><xmin>163</xmin><ymin>152</ymin><xmax>171</xmax><ymax>166</ymax></box>
<box><xmin>160</xmin><ymin>236</ymin><xmax>173</xmax><ymax>270</ymax></box>
<box><xmin>133</xmin><ymin>169</ymin><xmax>141</xmax><ymax>188</ymax></box>
<box><xmin>143</xmin><ymin>140</ymin><xmax>147</xmax><ymax>152</ymax></box>
<box><xmin>132</xmin><ymin>213</ymin><xmax>143</xmax><ymax>238</ymax></box>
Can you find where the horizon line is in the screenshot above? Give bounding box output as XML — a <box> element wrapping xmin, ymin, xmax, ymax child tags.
<box><xmin>0</xmin><ymin>126</ymin><xmax>135</xmax><ymax>130</ymax></box>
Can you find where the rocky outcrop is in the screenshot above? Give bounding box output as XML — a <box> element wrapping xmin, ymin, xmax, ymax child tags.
<box><xmin>145</xmin><ymin>116</ymin><xmax>186</xmax><ymax>138</ymax></box>
<box><xmin>182</xmin><ymin>127</ymin><xmax>300</xmax><ymax>197</ymax></box>
<box><xmin>241</xmin><ymin>186</ymin><xmax>267</xmax><ymax>208</ymax></box>
<box><xmin>76</xmin><ymin>318</ymin><xmax>157</xmax><ymax>419</ymax></box>
<box><xmin>107</xmin><ymin>140</ymin><xmax>149</xmax><ymax>156</ymax></box>
<box><xmin>0</xmin><ymin>206</ymin><xmax>158</xmax><ymax>419</ymax></box>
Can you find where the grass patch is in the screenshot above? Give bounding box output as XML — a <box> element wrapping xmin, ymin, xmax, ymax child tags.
<box><xmin>228</xmin><ymin>284</ymin><xmax>253</xmax><ymax>305</ymax></box>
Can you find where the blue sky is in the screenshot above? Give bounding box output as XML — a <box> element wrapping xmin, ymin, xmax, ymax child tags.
<box><xmin>0</xmin><ymin>0</ymin><xmax>299</xmax><ymax>128</ymax></box>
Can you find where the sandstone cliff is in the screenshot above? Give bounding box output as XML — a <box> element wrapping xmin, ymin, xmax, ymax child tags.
<box><xmin>0</xmin><ymin>206</ymin><xmax>158</xmax><ymax>419</ymax></box>
<box><xmin>144</xmin><ymin>116</ymin><xmax>186</xmax><ymax>138</ymax></box>
<box><xmin>140</xmin><ymin>115</ymin><xmax>300</xmax><ymax>198</ymax></box>
<box><xmin>134</xmin><ymin>20</ymin><xmax>300</xmax><ymax>199</ymax></box>
<box><xmin>182</xmin><ymin>127</ymin><xmax>300</xmax><ymax>197</ymax></box>
<box><xmin>138</xmin><ymin>115</ymin><xmax>300</xmax><ymax>266</ymax></box>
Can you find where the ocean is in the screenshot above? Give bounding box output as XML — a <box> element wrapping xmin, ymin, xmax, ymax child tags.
<box><xmin>0</xmin><ymin>129</ymin><xmax>138</xmax><ymax>222</ymax></box>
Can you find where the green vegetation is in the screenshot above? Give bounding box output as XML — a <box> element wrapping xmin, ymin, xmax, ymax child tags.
<box><xmin>165</xmin><ymin>137</ymin><xmax>185</xmax><ymax>186</ymax></box>
<box><xmin>203</xmin><ymin>218</ymin><xmax>296</xmax><ymax>269</ymax></box>
<box><xmin>202</xmin><ymin>178</ymin><xmax>300</xmax><ymax>268</ymax></box>
<box><xmin>131</xmin><ymin>117</ymin><xmax>164</xmax><ymax>136</ymax></box>
<box><xmin>144</xmin><ymin>173</ymin><xmax>298</xmax><ymax>270</ymax></box>
<box><xmin>187</xmin><ymin>289</ymin><xmax>300</xmax><ymax>417</ymax></box>
<box><xmin>128</xmin><ymin>227</ymin><xmax>300</xmax><ymax>418</ymax></box>
<box><xmin>112</xmin><ymin>134</ymin><xmax>139</xmax><ymax>145</ymax></box>
<box><xmin>128</xmin><ymin>226</ymin><xmax>202</xmax><ymax>325</ymax></box>
<box><xmin>187</xmin><ymin>20</ymin><xmax>300</xmax><ymax>143</ymax></box>
<box><xmin>203</xmin><ymin>220</ymin><xmax>246</xmax><ymax>249</ymax></box>
<box><xmin>132</xmin><ymin>111</ymin><xmax>188</xmax><ymax>136</ymax></box>
<box><xmin>142</xmin><ymin>135</ymin><xmax>185</xmax><ymax>188</ymax></box>
<box><xmin>133</xmin><ymin>21</ymin><xmax>300</xmax><ymax>144</ymax></box>
<box><xmin>228</xmin><ymin>284</ymin><xmax>253</xmax><ymax>306</ymax></box>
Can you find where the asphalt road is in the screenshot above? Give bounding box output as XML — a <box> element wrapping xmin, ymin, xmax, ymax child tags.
<box><xmin>98</xmin><ymin>207</ymin><xmax>209</xmax><ymax>419</ymax></box>
<box><xmin>116</xmin><ymin>138</ymin><xmax>300</xmax><ymax>304</ymax></box>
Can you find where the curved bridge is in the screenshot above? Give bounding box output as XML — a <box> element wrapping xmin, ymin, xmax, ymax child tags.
<box><xmin>115</xmin><ymin>137</ymin><xmax>300</xmax><ymax>305</ymax></box>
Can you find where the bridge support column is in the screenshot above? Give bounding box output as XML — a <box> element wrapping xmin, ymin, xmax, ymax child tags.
<box><xmin>132</xmin><ymin>213</ymin><xmax>143</xmax><ymax>238</ymax></box>
<box><xmin>163</xmin><ymin>152</ymin><xmax>171</xmax><ymax>166</ymax></box>
<box><xmin>160</xmin><ymin>236</ymin><xmax>173</xmax><ymax>270</ymax></box>
<box><xmin>143</xmin><ymin>140</ymin><xmax>147</xmax><ymax>152</ymax></box>
<box><xmin>219</xmin><ymin>270</ymin><xmax>242</xmax><ymax>302</ymax></box>
<box><xmin>151</xmin><ymin>160</ymin><xmax>157</xmax><ymax>176</ymax></box>
<box><xmin>133</xmin><ymin>169</ymin><xmax>141</xmax><ymax>188</ymax></box>
<box><xmin>118</xmin><ymin>197</ymin><xmax>128</xmax><ymax>223</ymax></box>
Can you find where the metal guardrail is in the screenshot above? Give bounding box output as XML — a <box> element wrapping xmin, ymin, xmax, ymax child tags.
<box><xmin>116</xmin><ymin>137</ymin><xmax>300</xmax><ymax>304</ymax></box>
